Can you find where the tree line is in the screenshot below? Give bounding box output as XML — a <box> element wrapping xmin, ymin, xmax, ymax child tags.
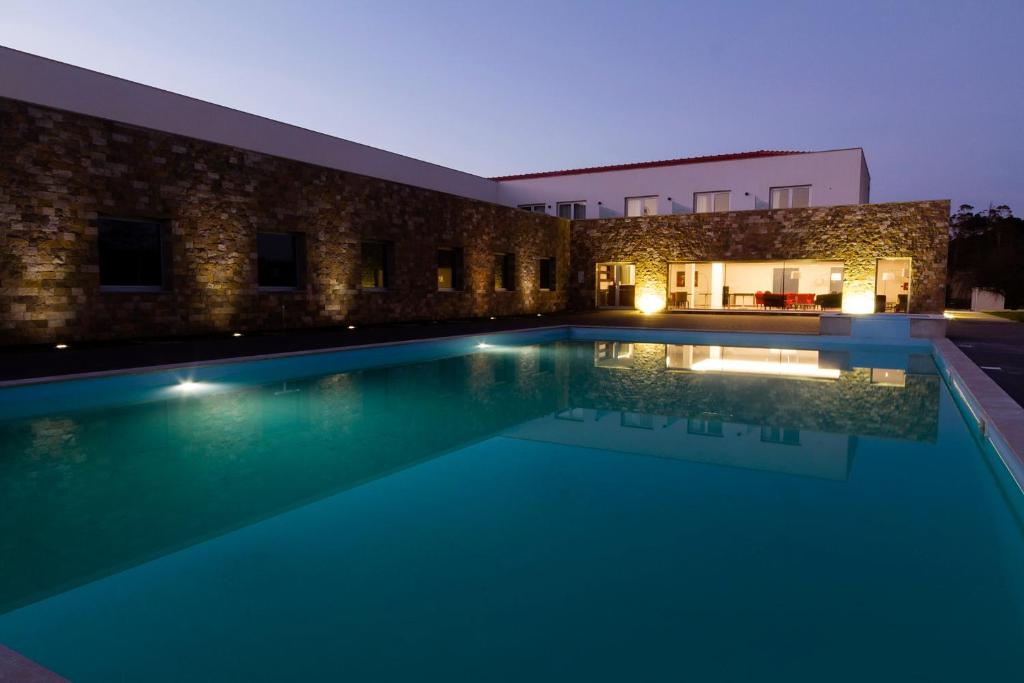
<box><xmin>946</xmin><ymin>204</ymin><xmax>1024</xmax><ymax>308</ymax></box>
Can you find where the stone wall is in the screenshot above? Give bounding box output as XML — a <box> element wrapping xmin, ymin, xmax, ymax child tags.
<box><xmin>569</xmin><ymin>200</ymin><xmax>950</xmax><ymax>313</ymax></box>
<box><xmin>0</xmin><ymin>98</ymin><xmax>569</xmax><ymax>345</ymax></box>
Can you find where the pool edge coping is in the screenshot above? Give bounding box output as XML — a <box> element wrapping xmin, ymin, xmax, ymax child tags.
<box><xmin>0</xmin><ymin>323</ymin><xmax>837</xmax><ymax>389</ymax></box>
<box><xmin>932</xmin><ymin>337</ymin><xmax>1024</xmax><ymax>492</ymax></box>
<box><xmin>0</xmin><ymin>325</ymin><xmax>575</xmax><ymax>389</ymax></box>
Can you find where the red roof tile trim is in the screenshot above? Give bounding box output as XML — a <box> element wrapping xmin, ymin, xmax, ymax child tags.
<box><xmin>491</xmin><ymin>150</ymin><xmax>808</xmax><ymax>181</ymax></box>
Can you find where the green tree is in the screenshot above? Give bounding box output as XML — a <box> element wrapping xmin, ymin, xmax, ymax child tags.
<box><xmin>947</xmin><ymin>205</ymin><xmax>1024</xmax><ymax>308</ymax></box>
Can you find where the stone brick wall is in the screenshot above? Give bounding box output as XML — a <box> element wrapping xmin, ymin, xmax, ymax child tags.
<box><xmin>569</xmin><ymin>200</ymin><xmax>950</xmax><ymax>313</ymax></box>
<box><xmin>0</xmin><ymin>98</ymin><xmax>569</xmax><ymax>345</ymax></box>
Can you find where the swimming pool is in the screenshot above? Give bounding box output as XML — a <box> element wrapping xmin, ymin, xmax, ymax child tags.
<box><xmin>1</xmin><ymin>327</ymin><xmax>1021</xmax><ymax>681</ymax></box>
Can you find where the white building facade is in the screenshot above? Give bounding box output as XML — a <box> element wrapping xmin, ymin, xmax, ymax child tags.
<box><xmin>495</xmin><ymin>149</ymin><xmax>870</xmax><ymax>219</ymax></box>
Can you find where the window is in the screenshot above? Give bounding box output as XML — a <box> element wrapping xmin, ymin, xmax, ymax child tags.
<box><xmin>694</xmin><ymin>191</ymin><xmax>730</xmax><ymax>213</ymax></box>
<box><xmin>98</xmin><ymin>217</ymin><xmax>167</xmax><ymax>290</ymax></box>
<box><xmin>494</xmin><ymin>253</ymin><xmax>515</xmax><ymax>291</ymax></box>
<box><xmin>761</xmin><ymin>425</ymin><xmax>800</xmax><ymax>445</ymax></box>
<box><xmin>621</xmin><ymin>412</ymin><xmax>654</xmax><ymax>429</ymax></box>
<box><xmin>538</xmin><ymin>257</ymin><xmax>556</xmax><ymax>291</ymax></box>
<box><xmin>518</xmin><ymin>204</ymin><xmax>546</xmax><ymax>214</ymax></box>
<box><xmin>360</xmin><ymin>241</ymin><xmax>390</xmax><ymax>289</ymax></box>
<box><xmin>257</xmin><ymin>232</ymin><xmax>303</xmax><ymax>289</ymax></box>
<box><xmin>687</xmin><ymin>416</ymin><xmax>724</xmax><ymax>436</ymax></box>
<box><xmin>625</xmin><ymin>196</ymin><xmax>658</xmax><ymax>217</ymax></box>
<box><xmin>770</xmin><ymin>186</ymin><xmax>811</xmax><ymax>209</ymax></box>
<box><xmin>437</xmin><ymin>247</ymin><xmax>464</xmax><ymax>290</ymax></box>
<box><xmin>556</xmin><ymin>201</ymin><xmax>587</xmax><ymax>220</ymax></box>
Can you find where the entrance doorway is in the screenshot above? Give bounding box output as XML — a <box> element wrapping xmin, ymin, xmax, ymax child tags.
<box><xmin>597</xmin><ymin>263</ymin><xmax>636</xmax><ymax>308</ymax></box>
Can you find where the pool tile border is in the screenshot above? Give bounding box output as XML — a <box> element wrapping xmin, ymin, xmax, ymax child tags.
<box><xmin>933</xmin><ymin>337</ymin><xmax>1024</xmax><ymax>492</ymax></box>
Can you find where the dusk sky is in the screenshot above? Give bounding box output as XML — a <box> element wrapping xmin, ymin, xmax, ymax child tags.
<box><xmin>2</xmin><ymin>0</ymin><xmax>1021</xmax><ymax>212</ymax></box>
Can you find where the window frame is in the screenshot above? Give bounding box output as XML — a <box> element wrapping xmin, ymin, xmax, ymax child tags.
<box><xmin>538</xmin><ymin>256</ymin><xmax>556</xmax><ymax>291</ymax></box>
<box><xmin>257</xmin><ymin>231</ymin><xmax>305</xmax><ymax>292</ymax></box>
<box><xmin>97</xmin><ymin>216</ymin><xmax>170</xmax><ymax>292</ymax></box>
<box><xmin>693</xmin><ymin>191</ymin><xmax>730</xmax><ymax>214</ymax></box>
<box><xmin>494</xmin><ymin>252</ymin><xmax>516</xmax><ymax>291</ymax></box>
<box><xmin>359</xmin><ymin>240</ymin><xmax>392</xmax><ymax>291</ymax></box>
<box><xmin>769</xmin><ymin>185</ymin><xmax>812</xmax><ymax>210</ymax></box>
<box><xmin>556</xmin><ymin>201</ymin><xmax>587</xmax><ymax>220</ymax></box>
<box><xmin>518</xmin><ymin>204</ymin><xmax>547</xmax><ymax>214</ymax></box>
<box><xmin>625</xmin><ymin>195</ymin><xmax>658</xmax><ymax>217</ymax></box>
<box><xmin>437</xmin><ymin>246</ymin><xmax>465</xmax><ymax>291</ymax></box>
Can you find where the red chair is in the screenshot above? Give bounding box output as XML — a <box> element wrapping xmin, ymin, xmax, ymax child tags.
<box><xmin>797</xmin><ymin>293</ymin><xmax>815</xmax><ymax>307</ymax></box>
<box><xmin>755</xmin><ymin>291</ymin><xmax>765</xmax><ymax>308</ymax></box>
<box><xmin>784</xmin><ymin>292</ymin><xmax>797</xmax><ymax>308</ymax></box>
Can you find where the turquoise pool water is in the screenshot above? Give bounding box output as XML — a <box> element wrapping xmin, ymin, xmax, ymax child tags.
<box><xmin>1</xmin><ymin>329</ymin><xmax>1022</xmax><ymax>681</ymax></box>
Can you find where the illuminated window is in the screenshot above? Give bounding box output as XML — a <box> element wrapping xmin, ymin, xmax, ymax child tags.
<box><xmin>494</xmin><ymin>253</ymin><xmax>515</xmax><ymax>291</ymax></box>
<box><xmin>437</xmin><ymin>247</ymin><xmax>464</xmax><ymax>290</ymax></box>
<box><xmin>360</xmin><ymin>241</ymin><xmax>391</xmax><ymax>289</ymax></box>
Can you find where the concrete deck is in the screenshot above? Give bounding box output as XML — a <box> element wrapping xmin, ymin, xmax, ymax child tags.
<box><xmin>948</xmin><ymin>318</ymin><xmax>1024</xmax><ymax>409</ymax></box>
<box><xmin>0</xmin><ymin>311</ymin><xmax>821</xmax><ymax>382</ymax></box>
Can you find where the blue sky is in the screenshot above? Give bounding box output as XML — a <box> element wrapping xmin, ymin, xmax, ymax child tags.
<box><xmin>2</xmin><ymin>0</ymin><xmax>1021</xmax><ymax>211</ymax></box>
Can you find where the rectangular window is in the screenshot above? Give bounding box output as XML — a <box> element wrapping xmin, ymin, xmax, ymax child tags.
<box><xmin>770</xmin><ymin>185</ymin><xmax>811</xmax><ymax>209</ymax></box>
<box><xmin>556</xmin><ymin>201</ymin><xmax>587</xmax><ymax>220</ymax></box>
<box><xmin>518</xmin><ymin>204</ymin><xmax>546</xmax><ymax>214</ymax></box>
<box><xmin>761</xmin><ymin>425</ymin><xmax>800</xmax><ymax>445</ymax></box>
<box><xmin>360</xmin><ymin>241</ymin><xmax>390</xmax><ymax>289</ymax></box>
<box><xmin>257</xmin><ymin>232</ymin><xmax>303</xmax><ymax>289</ymax></box>
<box><xmin>687</xmin><ymin>416</ymin><xmax>724</xmax><ymax>436</ymax></box>
<box><xmin>98</xmin><ymin>217</ymin><xmax>167</xmax><ymax>290</ymax></box>
<box><xmin>625</xmin><ymin>196</ymin><xmax>658</xmax><ymax>217</ymax></box>
<box><xmin>494</xmin><ymin>253</ymin><xmax>515</xmax><ymax>291</ymax></box>
<box><xmin>694</xmin><ymin>191</ymin><xmax>730</xmax><ymax>213</ymax></box>
<box><xmin>437</xmin><ymin>247</ymin><xmax>464</xmax><ymax>290</ymax></box>
<box><xmin>538</xmin><ymin>257</ymin><xmax>556</xmax><ymax>291</ymax></box>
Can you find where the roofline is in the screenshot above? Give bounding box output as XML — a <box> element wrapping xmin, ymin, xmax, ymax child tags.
<box><xmin>491</xmin><ymin>147</ymin><xmax>866</xmax><ymax>182</ymax></box>
<box><xmin>0</xmin><ymin>46</ymin><xmax>501</xmax><ymax>202</ymax></box>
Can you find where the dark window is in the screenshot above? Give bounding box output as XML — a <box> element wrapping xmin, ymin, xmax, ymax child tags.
<box><xmin>687</xmin><ymin>417</ymin><xmax>724</xmax><ymax>437</ymax></box>
<box><xmin>494</xmin><ymin>253</ymin><xmax>515</xmax><ymax>291</ymax></box>
<box><xmin>761</xmin><ymin>425</ymin><xmax>800</xmax><ymax>445</ymax></box>
<box><xmin>98</xmin><ymin>217</ymin><xmax>166</xmax><ymax>289</ymax></box>
<box><xmin>361</xmin><ymin>241</ymin><xmax>390</xmax><ymax>289</ymax></box>
<box><xmin>538</xmin><ymin>257</ymin><xmax>556</xmax><ymax>291</ymax></box>
<box><xmin>258</xmin><ymin>232</ymin><xmax>303</xmax><ymax>289</ymax></box>
<box><xmin>438</xmin><ymin>247</ymin><xmax>464</xmax><ymax>290</ymax></box>
<box><xmin>518</xmin><ymin>204</ymin><xmax>546</xmax><ymax>214</ymax></box>
<box><xmin>557</xmin><ymin>202</ymin><xmax>587</xmax><ymax>220</ymax></box>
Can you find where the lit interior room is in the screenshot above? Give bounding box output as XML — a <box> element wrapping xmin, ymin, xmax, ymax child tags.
<box><xmin>666</xmin><ymin>260</ymin><xmax>845</xmax><ymax>311</ymax></box>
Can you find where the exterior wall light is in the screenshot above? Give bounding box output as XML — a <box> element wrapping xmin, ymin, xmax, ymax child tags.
<box><xmin>841</xmin><ymin>292</ymin><xmax>875</xmax><ymax>315</ymax></box>
<box><xmin>637</xmin><ymin>293</ymin><xmax>664</xmax><ymax>315</ymax></box>
<box><xmin>55</xmin><ymin>343</ymin><xmax>68</xmax><ymax>349</ymax></box>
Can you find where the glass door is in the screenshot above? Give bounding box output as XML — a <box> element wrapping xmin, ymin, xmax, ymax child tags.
<box><xmin>596</xmin><ymin>263</ymin><xmax>636</xmax><ymax>308</ymax></box>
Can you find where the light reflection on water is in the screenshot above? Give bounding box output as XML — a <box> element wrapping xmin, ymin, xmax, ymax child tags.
<box><xmin>0</xmin><ymin>340</ymin><xmax>1020</xmax><ymax>682</ymax></box>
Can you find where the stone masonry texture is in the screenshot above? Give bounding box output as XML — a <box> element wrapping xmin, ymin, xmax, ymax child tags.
<box><xmin>1</xmin><ymin>96</ymin><xmax>948</xmax><ymax>345</ymax></box>
<box><xmin>0</xmin><ymin>98</ymin><xmax>569</xmax><ymax>344</ymax></box>
<box><xmin>568</xmin><ymin>200</ymin><xmax>950</xmax><ymax>314</ymax></box>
